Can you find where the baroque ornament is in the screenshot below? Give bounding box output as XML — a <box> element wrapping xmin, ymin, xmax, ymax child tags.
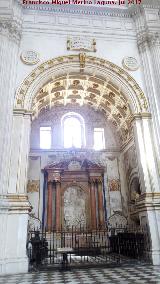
<box><xmin>27</xmin><ymin>180</ymin><xmax>40</xmax><ymax>193</ymax></box>
<box><xmin>67</xmin><ymin>37</ymin><xmax>96</xmax><ymax>52</ymax></box>
<box><xmin>108</xmin><ymin>179</ymin><xmax>120</xmax><ymax>192</ymax></box>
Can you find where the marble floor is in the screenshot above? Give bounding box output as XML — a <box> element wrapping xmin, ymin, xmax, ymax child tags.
<box><xmin>1</xmin><ymin>265</ymin><xmax>160</xmax><ymax>284</ymax></box>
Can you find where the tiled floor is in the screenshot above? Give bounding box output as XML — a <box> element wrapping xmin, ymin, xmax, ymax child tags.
<box><xmin>1</xmin><ymin>265</ymin><xmax>160</xmax><ymax>284</ymax></box>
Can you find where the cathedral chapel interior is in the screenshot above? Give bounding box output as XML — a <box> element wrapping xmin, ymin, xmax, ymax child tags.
<box><xmin>1</xmin><ymin>0</ymin><xmax>160</xmax><ymax>276</ymax></box>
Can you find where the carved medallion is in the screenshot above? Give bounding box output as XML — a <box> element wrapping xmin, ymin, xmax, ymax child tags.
<box><xmin>122</xmin><ymin>57</ymin><xmax>139</xmax><ymax>71</ymax></box>
<box><xmin>21</xmin><ymin>50</ymin><xmax>40</xmax><ymax>65</ymax></box>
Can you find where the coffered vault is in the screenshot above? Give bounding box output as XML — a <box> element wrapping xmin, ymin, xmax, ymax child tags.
<box><xmin>15</xmin><ymin>54</ymin><xmax>149</xmax><ymax>144</ymax></box>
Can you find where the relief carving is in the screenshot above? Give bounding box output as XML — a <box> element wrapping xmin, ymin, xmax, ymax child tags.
<box><xmin>108</xmin><ymin>179</ymin><xmax>120</xmax><ymax>192</ymax></box>
<box><xmin>27</xmin><ymin>180</ymin><xmax>40</xmax><ymax>193</ymax></box>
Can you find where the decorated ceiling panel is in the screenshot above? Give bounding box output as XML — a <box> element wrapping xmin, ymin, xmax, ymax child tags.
<box><xmin>32</xmin><ymin>74</ymin><xmax>132</xmax><ymax>144</ymax></box>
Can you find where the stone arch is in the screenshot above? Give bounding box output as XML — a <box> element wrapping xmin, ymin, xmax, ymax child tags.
<box><xmin>15</xmin><ymin>54</ymin><xmax>149</xmax><ymax>114</ymax></box>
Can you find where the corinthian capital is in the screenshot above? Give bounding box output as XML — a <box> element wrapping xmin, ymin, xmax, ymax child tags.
<box><xmin>147</xmin><ymin>32</ymin><xmax>160</xmax><ymax>47</ymax></box>
<box><xmin>137</xmin><ymin>30</ymin><xmax>160</xmax><ymax>51</ymax></box>
<box><xmin>0</xmin><ymin>19</ymin><xmax>22</xmax><ymax>44</ymax></box>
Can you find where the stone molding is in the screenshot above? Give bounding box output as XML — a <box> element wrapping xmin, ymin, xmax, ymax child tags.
<box><xmin>0</xmin><ymin>195</ymin><xmax>31</xmax><ymax>212</ymax></box>
<box><xmin>22</xmin><ymin>2</ymin><xmax>160</xmax><ymax>17</ymax></box>
<box><xmin>130</xmin><ymin>192</ymin><xmax>160</xmax><ymax>215</ymax></box>
<box><xmin>130</xmin><ymin>112</ymin><xmax>152</xmax><ymax>123</ymax></box>
<box><xmin>0</xmin><ymin>19</ymin><xmax>22</xmax><ymax>44</ymax></box>
<box><xmin>13</xmin><ymin>109</ymin><xmax>33</xmax><ymax>116</ymax></box>
<box><xmin>23</xmin><ymin>4</ymin><xmax>131</xmax><ymax>18</ymax></box>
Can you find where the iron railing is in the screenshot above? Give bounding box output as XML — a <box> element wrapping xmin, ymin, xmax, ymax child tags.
<box><xmin>27</xmin><ymin>225</ymin><xmax>151</xmax><ymax>270</ymax></box>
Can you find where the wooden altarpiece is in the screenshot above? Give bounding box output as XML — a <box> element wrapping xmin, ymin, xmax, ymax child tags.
<box><xmin>43</xmin><ymin>158</ymin><xmax>105</xmax><ymax>231</ymax></box>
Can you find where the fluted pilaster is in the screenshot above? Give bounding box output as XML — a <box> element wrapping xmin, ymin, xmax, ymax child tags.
<box><xmin>0</xmin><ymin>13</ymin><xmax>22</xmax><ymax>195</ymax></box>
<box><xmin>47</xmin><ymin>182</ymin><xmax>53</xmax><ymax>232</ymax></box>
<box><xmin>132</xmin><ymin>114</ymin><xmax>160</xmax><ymax>193</ymax></box>
<box><xmin>56</xmin><ymin>181</ymin><xmax>61</xmax><ymax>231</ymax></box>
<box><xmin>90</xmin><ymin>181</ymin><xmax>97</xmax><ymax>229</ymax></box>
<box><xmin>133</xmin><ymin>4</ymin><xmax>160</xmax><ymax>156</ymax></box>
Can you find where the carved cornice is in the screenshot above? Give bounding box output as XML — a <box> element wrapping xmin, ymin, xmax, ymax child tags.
<box><xmin>0</xmin><ymin>19</ymin><xmax>22</xmax><ymax>43</ymax></box>
<box><xmin>130</xmin><ymin>112</ymin><xmax>152</xmax><ymax>123</ymax></box>
<box><xmin>23</xmin><ymin>4</ymin><xmax>131</xmax><ymax>18</ymax></box>
<box><xmin>13</xmin><ymin>109</ymin><xmax>33</xmax><ymax>116</ymax></box>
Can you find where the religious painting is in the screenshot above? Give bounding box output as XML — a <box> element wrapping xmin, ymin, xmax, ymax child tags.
<box><xmin>64</xmin><ymin>186</ymin><xmax>86</xmax><ymax>229</ymax></box>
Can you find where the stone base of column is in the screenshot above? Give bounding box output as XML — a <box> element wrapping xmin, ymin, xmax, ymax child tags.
<box><xmin>0</xmin><ymin>195</ymin><xmax>30</xmax><ymax>275</ymax></box>
<box><xmin>134</xmin><ymin>193</ymin><xmax>160</xmax><ymax>266</ymax></box>
<box><xmin>151</xmin><ymin>250</ymin><xmax>160</xmax><ymax>265</ymax></box>
<box><xmin>0</xmin><ymin>257</ymin><xmax>28</xmax><ymax>275</ymax></box>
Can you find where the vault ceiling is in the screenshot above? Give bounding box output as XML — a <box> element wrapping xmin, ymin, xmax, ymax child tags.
<box><xmin>32</xmin><ymin>74</ymin><xmax>133</xmax><ymax>144</ymax></box>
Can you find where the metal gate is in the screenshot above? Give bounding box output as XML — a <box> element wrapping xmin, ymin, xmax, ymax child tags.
<box><xmin>27</xmin><ymin>225</ymin><xmax>151</xmax><ymax>271</ymax></box>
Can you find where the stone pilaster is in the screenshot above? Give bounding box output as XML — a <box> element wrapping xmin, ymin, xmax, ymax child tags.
<box><xmin>132</xmin><ymin>114</ymin><xmax>160</xmax><ymax>193</ymax></box>
<box><xmin>0</xmin><ymin>109</ymin><xmax>31</xmax><ymax>275</ymax></box>
<box><xmin>0</xmin><ymin>195</ymin><xmax>30</xmax><ymax>274</ymax></box>
<box><xmin>8</xmin><ymin>110</ymin><xmax>32</xmax><ymax>195</ymax></box>
<box><xmin>0</xmin><ymin>2</ymin><xmax>28</xmax><ymax>274</ymax></box>
<box><xmin>132</xmin><ymin>114</ymin><xmax>160</xmax><ymax>264</ymax></box>
<box><xmin>133</xmin><ymin>4</ymin><xmax>160</xmax><ymax>157</ymax></box>
<box><xmin>0</xmin><ymin>2</ymin><xmax>23</xmax><ymax>195</ymax></box>
<box><xmin>135</xmin><ymin>193</ymin><xmax>160</xmax><ymax>265</ymax></box>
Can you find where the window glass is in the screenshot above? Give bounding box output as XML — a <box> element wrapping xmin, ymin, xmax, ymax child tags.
<box><xmin>94</xmin><ymin>128</ymin><xmax>105</xmax><ymax>150</ymax></box>
<box><xmin>40</xmin><ymin>126</ymin><xmax>51</xmax><ymax>149</ymax></box>
<box><xmin>64</xmin><ymin>117</ymin><xmax>82</xmax><ymax>148</ymax></box>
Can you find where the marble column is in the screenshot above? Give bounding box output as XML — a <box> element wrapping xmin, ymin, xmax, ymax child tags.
<box><xmin>97</xmin><ymin>181</ymin><xmax>104</xmax><ymax>228</ymax></box>
<box><xmin>47</xmin><ymin>182</ymin><xmax>53</xmax><ymax>232</ymax></box>
<box><xmin>90</xmin><ymin>181</ymin><xmax>97</xmax><ymax>229</ymax></box>
<box><xmin>56</xmin><ymin>181</ymin><xmax>61</xmax><ymax>231</ymax></box>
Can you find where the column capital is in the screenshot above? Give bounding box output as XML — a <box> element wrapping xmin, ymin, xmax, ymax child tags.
<box><xmin>131</xmin><ymin>112</ymin><xmax>152</xmax><ymax>123</ymax></box>
<box><xmin>148</xmin><ymin>32</ymin><xmax>160</xmax><ymax>47</ymax></box>
<box><xmin>137</xmin><ymin>31</ymin><xmax>160</xmax><ymax>51</ymax></box>
<box><xmin>0</xmin><ymin>19</ymin><xmax>22</xmax><ymax>44</ymax></box>
<box><xmin>13</xmin><ymin>109</ymin><xmax>33</xmax><ymax>117</ymax></box>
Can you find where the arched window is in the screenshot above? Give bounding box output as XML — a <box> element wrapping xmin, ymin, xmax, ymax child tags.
<box><xmin>61</xmin><ymin>112</ymin><xmax>85</xmax><ymax>148</ymax></box>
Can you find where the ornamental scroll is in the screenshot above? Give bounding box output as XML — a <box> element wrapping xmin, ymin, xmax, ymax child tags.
<box><xmin>67</xmin><ymin>37</ymin><xmax>96</xmax><ymax>52</ymax></box>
